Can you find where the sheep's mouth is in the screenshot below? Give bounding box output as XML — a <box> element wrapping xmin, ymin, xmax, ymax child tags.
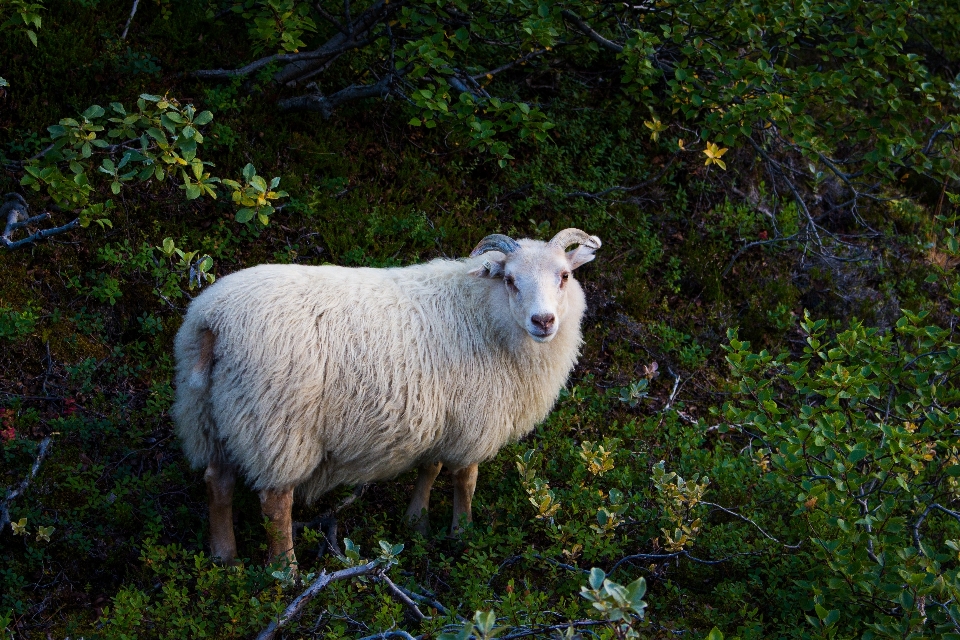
<box><xmin>528</xmin><ymin>328</ymin><xmax>557</xmax><ymax>342</ymax></box>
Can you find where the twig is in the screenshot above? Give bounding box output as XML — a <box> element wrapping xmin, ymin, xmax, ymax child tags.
<box><xmin>278</xmin><ymin>73</ymin><xmax>397</xmax><ymax>118</ymax></box>
<box><xmin>121</xmin><ymin>0</ymin><xmax>140</xmax><ymax>40</ymax></box>
<box><xmin>1</xmin><ymin>437</ymin><xmax>53</xmax><ymax>532</ymax></box>
<box><xmin>564</xmin><ymin>153</ymin><xmax>680</xmax><ymax>200</ymax></box>
<box><xmin>256</xmin><ymin>560</ymin><xmax>381</xmax><ymax>640</ymax></box>
<box><xmin>721</xmin><ymin>233</ymin><xmax>800</xmax><ymax>277</ymax></box>
<box><xmin>356</xmin><ymin>632</ymin><xmax>419</xmax><ymax>640</ymax></box>
<box><xmin>378</xmin><ymin>573</ymin><xmax>427</xmax><ymax>621</ymax></box>
<box><xmin>913</xmin><ymin>503</ymin><xmax>960</xmax><ymax>556</ymax></box>
<box><xmin>1</xmin><ymin>193</ymin><xmax>79</xmax><ymax>250</ymax></box>
<box><xmin>701</xmin><ymin>501</ymin><xmax>802</xmax><ymax>549</ymax></box>
<box><xmin>395</xmin><ymin>584</ymin><xmax>466</xmax><ymax>622</ymax></box>
<box><xmin>501</xmin><ymin>620</ymin><xmax>607</xmax><ymax>639</ymax></box>
<box><xmin>560</xmin><ymin>9</ymin><xmax>623</xmax><ymax>53</ymax></box>
<box><xmin>471</xmin><ymin>49</ymin><xmax>547</xmax><ymax>81</ymax></box>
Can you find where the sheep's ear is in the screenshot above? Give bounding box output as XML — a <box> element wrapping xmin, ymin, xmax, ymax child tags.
<box><xmin>468</xmin><ymin>258</ymin><xmax>506</xmax><ymax>278</ymax></box>
<box><xmin>567</xmin><ymin>245</ymin><xmax>598</xmax><ymax>270</ymax></box>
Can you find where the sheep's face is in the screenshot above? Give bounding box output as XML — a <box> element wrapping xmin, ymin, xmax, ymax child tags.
<box><xmin>471</xmin><ymin>235</ymin><xmax>600</xmax><ymax>343</ymax></box>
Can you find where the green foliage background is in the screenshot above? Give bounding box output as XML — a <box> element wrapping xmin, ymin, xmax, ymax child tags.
<box><xmin>1</xmin><ymin>0</ymin><xmax>959</xmax><ymax>638</ymax></box>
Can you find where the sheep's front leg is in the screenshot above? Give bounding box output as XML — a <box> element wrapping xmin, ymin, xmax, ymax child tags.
<box><xmin>205</xmin><ymin>459</ymin><xmax>237</xmax><ymax>563</ymax></box>
<box><xmin>259</xmin><ymin>486</ymin><xmax>297</xmax><ymax>570</ymax></box>
<box><xmin>405</xmin><ymin>461</ymin><xmax>443</xmax><ymax>535</ymax></box>
<box><xmin>451</xmin><ymin>463</ymin><xmax>478</xmax><ymax>534</ymax></box>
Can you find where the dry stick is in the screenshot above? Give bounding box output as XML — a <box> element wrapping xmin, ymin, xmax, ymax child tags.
<box><xmin>256</xmin><ymin>560</ymin><xmax>381</xmax><ymax>640</ymax></box>
<box><xmin>121</xmin><ymin>0</ymin><xmax>140</xmax><ymax>40</ymax></box>
<box><xmin>1</xmin><ymin>437</ymin><xmax>53</xmax><ymax>532</ymax></box>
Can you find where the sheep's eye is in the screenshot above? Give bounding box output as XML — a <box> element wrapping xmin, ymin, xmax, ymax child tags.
<box><xmin>561</xmin><ymin>272</ymin><xmax>570</xmax><ymax>281</ymax></box>
<box><xmin>504</xmin><ymin>275</ymin><xmax>517</xmax><ymax>290</ymax></box>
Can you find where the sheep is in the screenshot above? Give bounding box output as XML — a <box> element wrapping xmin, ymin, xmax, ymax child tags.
<box><xmin>170</xmin><ymin>228</ymin><xmax>601</xmax><ymax>568</ymax></box>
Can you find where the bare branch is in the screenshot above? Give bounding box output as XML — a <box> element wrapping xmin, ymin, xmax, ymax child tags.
<box><xmin>1</xmin><ymin>437</ymin><xmax>52</xmax><ymax>532</ymax></box>
<box><xmin>913</xmin><ymin>503</ymin><xmax>960</xmax><ymax>556</ymax></box>
<box><xmin>564</xmin><ymin>152</ymin><xmax>681</xmax><ymax>200</ymax></box>
<box><xmin>701</xmin><ymin>501</ymin><xmax>802</xmax><ymax>549</ymax></box>
<box><xmin>394</xmin><ymin>584</ymin><xmax>467</xmax><ymax>622</ymax></box>
<box><xmin>256</xmin><ymin>560</ymin><xmax>381</xmax><ymax>640</ymax></box>
<box><xmin>121</xmin><ymin>0</ymin><xmax>140</xmax><ymax>40</ymax></box>
<box><xmin>278</xmin><ymin>73</ymin><xmax>396</xmax><ymax>118</ymax></box>
<box><xmin>471</xmin><ymin>49</ymin><xmax>548</xmax><ymax>81</ymax></box>
<box><xmin>378</xmin><ymin>573</ymin><xmax>427</xmax><ymax>621</ymax></box>
<box><xmin>356</xmin><ymin>632</ymin><xmax>419</xmax><ymax>640</ymax></box>
<box><xmin>561</xmin><ymin>9</ymin><xmax>623</xmax><ymax>53</ymax></box>
<box><xmin>315</xmin><ymin>1</ymin><xmax>348</xmax><ymax>35</ymax></box>
<box><xmin>0</xmin><ymin>194</ymin><xmax>80</xmax><ymax>250</ymax></box>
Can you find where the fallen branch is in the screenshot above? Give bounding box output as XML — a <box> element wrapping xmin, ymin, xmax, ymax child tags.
<box><xmin>257</xmin><ymin>560</ymin><xmax>381</xmax><ymax>640</ymax></box>
<box><xmin>1</xmin><ymin>437</ymin><xmax>53</xmax><ymax>533</ymax></box>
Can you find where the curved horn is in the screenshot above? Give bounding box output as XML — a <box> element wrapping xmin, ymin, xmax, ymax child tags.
<box><xmin>470</xmin><ymin>234</ymin><xmax>520</xmax><ymax>257</ymax></box>
<box><xmin>548</xmin><ymin>228</ymin><xmax>602</xmax><ymax>251</ymax></box>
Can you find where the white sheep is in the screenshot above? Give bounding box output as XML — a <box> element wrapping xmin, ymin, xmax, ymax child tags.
<box><xmin>171</xmin><ymin>228</ymin><xmax>601</xmax><ymax>567</ymax></box>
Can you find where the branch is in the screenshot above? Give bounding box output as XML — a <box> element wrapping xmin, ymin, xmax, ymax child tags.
<box><xmin>560</xmin><ymin>9</ymin><xmax>623</xmax><ymax>53</ymax></box>
<box><xmin>913</xmin><ymin>503</ymin><xmax>960</xmax><ymax>556</ymax></box>
<box><xmin>0</xmin><ymin>194</ymin><xmax>80</xmax><ymax>250</ymax></box>
<box><xmin>256</xmin><ymin>560</ymin><xmax>381</xmax><ymax>640</ymax></box>
<box><xmin>278</xmin><ymin>73</ymin><xmax>396</xmax><ymax>118</ymax></box>
<box><xmin>471</xmin><ymin>49</ymin><xmax>548</xmax><ymax>81</ymax></box>
<box><xmin>701</xmin><ymin>501</ymin><xmax>802</xmax><ymax>549</ymax></box>
<box><xmin>121</xmin><ymin>0</ymin><xmax>140</xmax><ymax>40</ymax></box>
<box><xmin>356</xmin><ymin>632</ymin><xmax>419</xmax><ymax>640</ymax></box>
<box><xmin>395</xmin><ymin>584</ymin><xmax>466</xmax><ymax>623</ymax></box>
<box><xmin>378</xmin><ymin>573</ymin><xmax>427</xmax><ymax>621</ymax></box>
<box><xmin>500</xmin><ymin>620</ymin><xmax>607</xmax><ymax>640</ymax></box>
<box><xmin>564</xmin><ymin>152</ymin><xmax>681</xmax><ymax>200</ymax></box>
<box><xmin>190</xmin><ymin>38</ymin><xmax>366</xmax><ymax>81</ymax></box>
<box><xmin>1</xmin><ymin>437</ymin><xmax>52</xmax><ymax>532</ymax></box>
<box><xmin>721</xmin><ymin>233</ymin><xmax>800</xmax><ymax>277</ymax></box>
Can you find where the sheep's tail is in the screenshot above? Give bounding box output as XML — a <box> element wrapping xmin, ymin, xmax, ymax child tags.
<box><xmin>188</xmin><ymin>329</ymin><xmax>216</xmax><ymax>389</ymax></box>
<box><xmin>171</xmin><ymin>320</ymin><xmax>218</xmax><ymax>470</ymax></box>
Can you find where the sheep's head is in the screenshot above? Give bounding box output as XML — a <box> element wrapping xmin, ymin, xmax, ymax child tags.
<box><xmin>470</xmin><ymin>228</ymin><xmax>601</xmax><ymax>342</ymax></box>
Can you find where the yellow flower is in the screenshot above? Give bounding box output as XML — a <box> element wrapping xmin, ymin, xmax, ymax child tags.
<box><xmin>703</xmin><ymin>141</ymin><xmax>729</xmax><ymax>169</ymax></box>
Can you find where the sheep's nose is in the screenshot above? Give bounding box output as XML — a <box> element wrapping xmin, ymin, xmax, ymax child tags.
<box><xmin>531</xmin><ymin>313</ymin><xmax>556</xmax><ymax>331</ymax></box>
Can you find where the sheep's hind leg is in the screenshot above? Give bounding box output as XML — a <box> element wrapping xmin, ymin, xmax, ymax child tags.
<box><xmin>260</xmin><ymin>486</ymin><xmax>297</xmax><ymax>572</ymax></box>
<box><xmin>451</xmin><ymin>463</ymin><xmax>478</xmax><ymax>534</ymax></box>
<box><xmin>405</xmin><ymin>461</ymin><xmax>442</xmax><ymax>535</ymax></box>
<box><xmin>205</xmin><ymin>459</ymin><xmax>237</xmax><ymax>564</ymax></box>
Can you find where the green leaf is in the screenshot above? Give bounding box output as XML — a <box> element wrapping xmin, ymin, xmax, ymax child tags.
<box><xmin>242</xmin><ymin>163</ymin><xmax>256</xmax><ymax>182</ymax></box>
<box><xmin>83</xmin><ymin>105</ymin><xmax>105</xmax><ymax>119</ymax></box>
<box><xmin>194</xmin><ymin>111</ymin><xmax>214</xmax><ymax>126</ymax></box>
<box><xmin>236</xmin><ymin>208</ymin><xmax>255</xmax><ymax>223</ymax></box>
<box><xmin>705</xmin><ymin>628</ymin><xmax>724</xmax><ymax>640</ymax></box>
<box><xmin>588</xmin><ymin>567</ymin><xmax>605</xmax><ymax>590</ymax></box>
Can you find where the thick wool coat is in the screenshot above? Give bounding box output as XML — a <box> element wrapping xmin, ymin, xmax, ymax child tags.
<box><xmin>171</xmin><ymin>254</ymin><xmax>586</xmax><ymax>503</ymax></box>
